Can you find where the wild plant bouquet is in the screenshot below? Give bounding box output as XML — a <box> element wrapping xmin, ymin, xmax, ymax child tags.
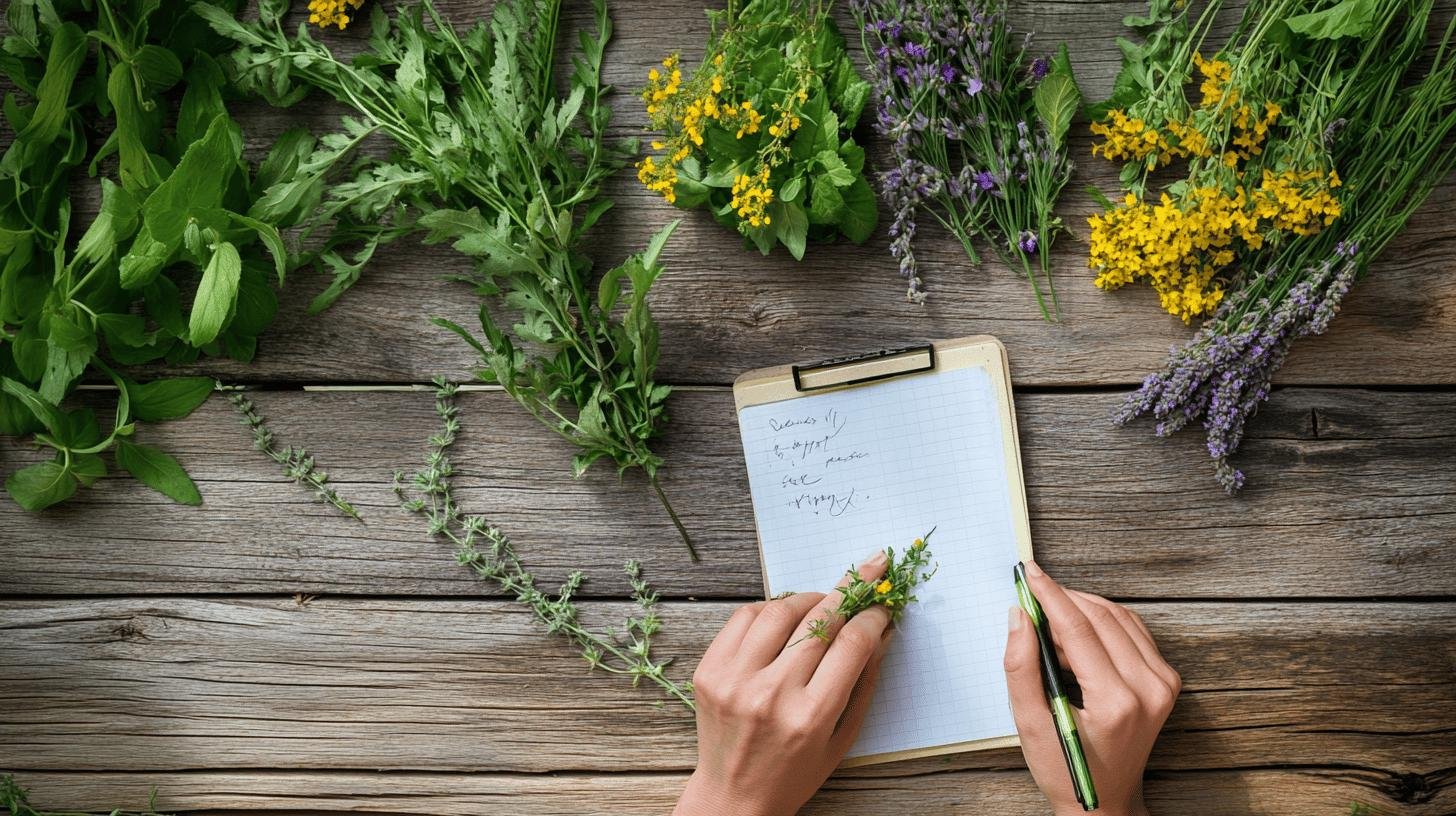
<box><xmin>637</xmin><ymin>0</ymin><xmax>878</xmax><ymax>259</ymax></box>
<box><xmin>0</xmin><ymin>0</ymin><xmax>319</xmax><ymax>510</ymax></box>
<box><xmin>799</xmin><ymin>529</ymin><xmax>937</xmax><ymax>643</ymax></box>
<box><xmin>200</xmin><ymin>0</ymin><xmax>699</xmax><ymax>555</ymax></box>
<box><xmin>1107</xmin><ymin>0</ymin><xmax>1456</xmax><ymax>492</ymax></box>
<box><xmin>850</xmin><ymin>0</ymin><xmax>1081</xmax><ymax>313</ymax></box>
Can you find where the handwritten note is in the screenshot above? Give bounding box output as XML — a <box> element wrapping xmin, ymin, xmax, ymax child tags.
<box><xmin>736</xmin><ymin>365</ymin><xmax>1023</xmax><ymax>759</ymax></box>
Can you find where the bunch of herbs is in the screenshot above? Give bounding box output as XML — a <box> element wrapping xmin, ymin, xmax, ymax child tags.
<box><xmin>199</xmin><ymin>0</ymin><xmax>699</xmax><ymax>556</ymax></box>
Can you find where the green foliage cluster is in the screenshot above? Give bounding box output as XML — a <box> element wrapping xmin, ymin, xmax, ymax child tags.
<box><xmin>199</xmin><ymin>0</ymin><xmax>697</xmax><ymax>556</ymax></box>
<box><xmin>0</xmin><ymin>0</ymin><xmax>316</xmax><ymax>510</ymax></box>
<box><xmin>801</xmin><ymin>528</ymin><xmax>937</xmax><ymax>643</ymax></box>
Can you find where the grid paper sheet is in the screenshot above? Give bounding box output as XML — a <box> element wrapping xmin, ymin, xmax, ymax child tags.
<box><xmin>736</xmin><ymin>365</ymin><xmax>1020</xmax><ymax>758</ymax></box>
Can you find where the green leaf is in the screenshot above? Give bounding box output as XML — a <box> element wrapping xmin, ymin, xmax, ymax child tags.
<box><xmin>116</xmin><ymin>439</ymin><xmax>202</xmax><ymax>505</ymax></box>
<box><xmin>6</xmin><ymin>459</ymin><xmax>77</xmax><ymax>511</ymax></box>
<box><xmin>132</xmin><ymin>45</ymin><xmax>184</xmax><ymax>93</ymax></box>
<box><xmin>70</xmin><ymin>452</ymin><xmax>107</xmax><ymax>487</ymax></box>
<box><xmin>837</xmin><ymin>177</ymin><xmax>879</xmax><ymax>244</ymax></box>
<box><xmin>1033</xmin><ymin>45</ymin><xmax>1081</xmax><ymax>150</ymax></box>
<box><xmin>225</xmin><ymin>210</ymin><xmax>289</xmax><ymax>284</ymax></box>
<box><xmin>1282</xmin><ymin>0</ymin><xmax>1379</xmax><ymax>39</ymax></box>
<box><xmin>41</xmin><ymin>309</ymin><xmax>96</xmax><ymax>404</ymax></box>
<box><xmin>780</xmin><ymin>175</ymin><xmax>804</xmax><ymax>203</ymax></box>
<box><xmin>771</xmin><ymin>200</ymin><xmax>809</xmax><ymax>260</ymax></box>
<box><xmin>189</xmin><ymin>241</ymin><xmax>242</xmax><ymax>345</ymax></box>
<box><xmin>107</xmin><ymin>57</ymin><xmax>161</xmax><ymax>192</ymax></box>
<box><xmin>1</xmin><ymin>377</ymin><xmax>64</xmax><ymax>435</ymax></box>
<box><xmin>808</xmin><ymin>174</ymin><xmax>846</xmax><ymax>225</ymax></box>
<box><xmin>127</xmin><ymin>377</ymin><xmax>213</xmax><ymax>422</ymax></box>
<box><xmin>73</xmin><ymin>179</ymin><xmax>141</xmax><ymax>268</ymax></box>
<box><xmin>16</xmin><ymin>21</ymin><xmax>85</xmax><ymax>146</ymax></box>
<box><xmin>641</xmin><ymin>219</ymin><xmax>679</xmax><ymax>271</ymax></box>
<box><xmin>177</xmin><ymin>52</ymin><xmax>227</xmax><ymax>146</ymax></box>
<box><xmin>814</xmin><ymin>150</ymin><xmax>856</xmax><ymax>187</ymax></box>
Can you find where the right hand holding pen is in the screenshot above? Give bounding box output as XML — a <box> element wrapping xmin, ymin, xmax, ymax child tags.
<box><xmin>1004</xmin><ymin>561</ymin><xmax>1181</xmax><ymax>816</ymax></box>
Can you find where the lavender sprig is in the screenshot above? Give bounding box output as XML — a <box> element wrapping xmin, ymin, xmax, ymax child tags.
<box><xmin>851</xmin><ymin>0</ymin><xmax>1078</xmax><ymax>314</ymax></box>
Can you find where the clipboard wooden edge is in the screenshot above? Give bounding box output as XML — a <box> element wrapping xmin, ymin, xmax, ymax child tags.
<box><xmin>732</xmin><ymin>335</ymin><xmax>1034</xmax><ymax>767</ymax></box>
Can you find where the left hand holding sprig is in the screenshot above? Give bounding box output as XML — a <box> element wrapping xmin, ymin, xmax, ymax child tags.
<box><xmin>675</xmin><ymin>550</ymin><xmax>894</xmax><ymax>816</ymax></box>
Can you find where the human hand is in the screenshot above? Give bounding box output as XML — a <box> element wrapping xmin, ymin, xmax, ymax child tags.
<box><xmin>674</xmin><ymin>551</ymin><xmax>894</xmax><ymax>816</ymax></box>
<box><xmin>1004</xmin><ymin>561</ymin><xmax>1181</xmax><ymax>816</ymax></box>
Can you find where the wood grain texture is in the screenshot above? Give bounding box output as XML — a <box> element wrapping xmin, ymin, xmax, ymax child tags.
<box><xmin>7</xmin><ymin>768</ymin><xmax>1452</xmax><ymax>816</ymax></box>
<box><xmin>86</xmin><ymin>0</ymin><xmax>1456</xmax><ymax>388</ymax></box>
<box><xmin>1</xmin><ymin>598</ymin><xmax>1452</xmax><ymax>776</ymax></box>
<box><xmin>3</xmin><ymin>388</ymin><xmax>1452</xmax><ymax>598</ymax></box>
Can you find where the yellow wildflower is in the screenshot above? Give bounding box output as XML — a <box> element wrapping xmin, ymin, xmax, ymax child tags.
<box><xmin>730</xmin><ymin>165</ymin><xmax>774</xmax><ymax>228</ymax></box>
<box><xmin>307</xmin><ymin>0</ymin><xmax>364</xmax><ymax>29</ymax></box>
<box><xmin>875</xmin><ymin>580</ymin><xmax>892</xmax><ymax>595</ymax></box>
<box><xmin>913</xmin><ymin>537</ymin><xmax>925</xmax><ymax>549</ymax></box>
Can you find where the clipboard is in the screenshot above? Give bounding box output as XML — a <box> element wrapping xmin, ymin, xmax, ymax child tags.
<box><xmin>732</xmin><ymin>335</ymin><xmax>1033</xmax><ymax>765</ymax></box>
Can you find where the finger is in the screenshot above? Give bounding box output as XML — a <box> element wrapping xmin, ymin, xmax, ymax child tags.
<box><xmin>1068</xmin><ymin>590</ymin><xmax>1180</xmax><ymax>691</ymax></box>
<box><xmin>1003</xmin><ymin>606</ymin><xmax>1055</xmax><ymax>745</ymax></box>
<box><xmin>827</xmin><ymin>629</ymin><xmax>893</xmax><ymax>759</ymax></box>
<box><xmin>807</xmin><ymin>604</ymin><xmax>892</xmax><ymax>706</ymax></box>
<box><xmin>1022</xmin><ymin>561</ymin><xmax>1123</xmax><ymax>693</ymax></box>
<box><xmin>735</xmin><ymin>591</ymin><xmax>828</xmax><ymax>669</ymax></box>
<box><xmin>699</xmin><ymin>600</ymin><xmax>766</xmax><ymax>670</ymax></box>
<box><xmin>776</xmin><ymin>550</ymin><xmax>890</xmax><ymax>684</ymax></box>
<box><xmin>1064</xmin><ymin>590</ymin><xmax>1158</xmax><ymax>686</ymax></box>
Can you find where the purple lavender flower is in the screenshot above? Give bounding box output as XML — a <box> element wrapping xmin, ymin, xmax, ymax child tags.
<box><xmin>905</xmin><ymin>41</ymin><xmax>929</xmax><ymax>59</ymax></box>
<box><xmin>1030</xmin><ymin>56</ymin><xmax>1049</xmax><ymax>80</ymax></box>
<box><xmin>965</xmin><ymin>76</ymin><xmax>984</xmax><ymax>96</ymax></box>
<box><xmin>1016</xmin><ymin>230</ymin><xmax>1038</xmax><ymax>253</ymax></box>
<box><xmin>974</xmin><ymin>170</ymin><xmax>995</xmax><ymax>190</ymax></box>
<box><xmin>1117</xmin><ymin>255</ymin><xmax>1362</xmax><ymax>493</ymax></box>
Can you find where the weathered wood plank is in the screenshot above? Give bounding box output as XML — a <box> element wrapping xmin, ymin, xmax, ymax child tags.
<box><xmin>1</xmin><ymin>599</ymin><xmax>1452</xmax><ymax>775</ymax></box>
<box><xmin>108</xmin><ymin>0</ymin><xmax>1456</xmax><ymax>387</ymax></box>
<box><xmin>6</xmin><ymin>768</ymin><xmax>1450</xmax><ymax>816</ymax></box>
<box><xmin>2</xmin><ymin>388</ymin><xmax>1452</xmax><ymax>598</ymax></box>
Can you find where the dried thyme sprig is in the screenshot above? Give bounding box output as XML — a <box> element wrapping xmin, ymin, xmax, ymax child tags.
<box><xmin>1</xmin><ymin>774</ymin><xmax>170</xmax><ymax>816</ymax></box>
<box><xmin>800</xmin><ymin>528</ymin><xmax>938</xmax><ymax>644</ymax></box>
<box><xmin>395</xmin><ymin>379</ymin><xmax>695</xmax><ymax>710</ymax></box>
<box><xmin>219</xmin><ymin>383</ymin><xmax>362</xmax><ymax>521</ymax></box>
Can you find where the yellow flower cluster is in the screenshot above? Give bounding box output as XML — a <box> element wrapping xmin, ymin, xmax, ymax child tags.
<box><xmin>636</xmin><ymin>156</ymin><xmax>678</xmax><ymax>205</ymax></box>
<box><xmin>730</xmin><ymin>166</ymin><xmax>774</xmax><ymax>228</ymax></box>
<box><xmin>307</xmin><ymin>0</ymin><xmax>364</xmax><ymax>29</ymax></box>
<box><xmin>637</xmin><ymin>50</ymin><xmax>809</xmax><ymax>233</ymax></box>
<box><xmin>1194</xmin><ymin>51</ymin><xmax>1236</xmax><ymax>109</ymax></box>
<box><xmin>1089</xmin><ymin>110</ymin><xmax>1168</xmax><ymax>165</ymax></box>
<box><xmin>1090</xmin><ymin>166</ymin><xmax>1343</xmax><ymax>322</ymax></box>
<box><xmin>1253</xmin><ymin>168</ymin><xmax>1342</xmax><ymax>236</ymax></box>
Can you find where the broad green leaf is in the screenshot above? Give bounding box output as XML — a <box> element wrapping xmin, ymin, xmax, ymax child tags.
<box><xmin>16</xmin><ymin>21</ymin><xmax>84</xmax><ymax>145</ymax></box>
<box><xmin>1</xmin><ymin>376</ymin><xmax>64</xmax><ymax>435</ymax></box>
<box><xmin>127</xmin><ymin>377</ymin><xmax>213</xmax><ymax>422</ymax></box>
<box><xmin>780</xmin><ymin>175</ymin><xmax>804</xmax><ymax>203</ymax></box>
<box><xmin>808</xmin><ymin>174</ymin><xmax>846</xmax><ymax>225</ymax></box>
<box><xmin>132</xmin><ymin>45</ymin><xmax>183</xmax><ymax>93</ymax></box>
<box><xmin>771</xmin><ymin>200</ymin><xmax>809</xmax><ymax>261</ymax></box>
<box><xmin>641</xmin><ymin>219</ymin><xmax>679</xmax><ymax>271</ymax></box>
<box><xmin>70</xmin><ymin>452</ymin><xmax>106</xmax><ymax>486</ymax></box>
<box><xmin>814</xmin><ymin>150</ymin><xmax>855</xmax><ymax>187</ymax></box>
<box><xmin>40</xmin><ymin>309</ymin><xmax>95</xmax><ymax>403</ymax></box>
<box><xmin>188</xmin><ymin>240</ymin><xmax>242</xmax><ymax>345</ymax></box>
<box><xmin>1034</xmin><ymin>44</ymin><xmax>1081</xmax><ymax>150</ymax></box>
<box><xmin>838</xmin><ymin>177</ymin><xmax>878</xmax><ymax>244</ymax></box>
<box><xmin>107</xmin><ymin>60</ymin><xmax>161</xmax><ymax>192</ymax></box>
<box><xmin>1283</xmin><ymin>0</ymin><xmax>1379</xmax><ymax>39</ymax></box>
<box><xmin>5</xmin><ymin>459</ymin><xmax>76</xmax><ymax>511</ymax></box>
<box><xmin>116</xmin><ymin>439</ymin><xmax>202</xmax><ymax>505</ymax></box>
<box><xmin>73</xmin><ymin>179</ymin><xmax>140</xmax><ymax>267</ymax></box>
<box><xmin>255</xmin><ymin>128</ymin><xmax>314</xmax><ymax>191</ymax></box>
<box><xmin>225</xmin><ymin>210</ymin><xmax>289</xmax><ymax>284</ymax></box>
<box><xmin>177</xmin><ymin>52</ymin><xmax>226</xmax><ymax>146</ymax></box>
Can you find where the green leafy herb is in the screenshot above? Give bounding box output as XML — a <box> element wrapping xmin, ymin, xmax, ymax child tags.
<box><xmin>221</xmin><ymin>384</ymin><xmax>361</xmax><ymax>521</ymax></box>
<box><xmin>396</xmin><ymin>380</ymin><xmax>695</xmax><ymax>710</ymax></box>
<box><xmin>800</xmin><ymin>528</ymin><xmax>938</xmax><ymax>643</ymax></box>
<box><xmin>0</xmin><ymin>1</ymin><xmax>313</xmax><ymax>510</ymax></box>
<box><xmin>637</xmin><ymin>0</ymin><xmax>877</xmax><ymax>258</ymax></box>
<box><xmin>202</xmin><ymin>0</ymin><xmax>698</xmax><ymax>557</ymax></box>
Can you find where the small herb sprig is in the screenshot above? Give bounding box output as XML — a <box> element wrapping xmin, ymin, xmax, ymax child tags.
<box><xmin>1</xmin><ymin>774</ymin><xmax>169</xmax><ymax>816</ymax></box>
<box><xmin>801</xmin><ymin>528</ymin><xmax>937</xmax><ymax>643</ymax></box>
<box><xmin>220</xmin><ymin>384</ymin><xmax>361</xmax><ymax>520</ymax></box>
<box><xmin>395</xmin><ymin>379</ymin><xmax>695</xmax><ymax>710</ymax></box>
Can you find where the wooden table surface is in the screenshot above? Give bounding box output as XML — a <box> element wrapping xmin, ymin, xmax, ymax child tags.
<box><xmin>3</xmin><ymin>1</ymin><xmax>1454</xmax><ymax>813</ymax></box>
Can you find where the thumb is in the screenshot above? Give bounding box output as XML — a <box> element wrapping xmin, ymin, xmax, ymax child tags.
<box><xmin>1004</xmin><ymin>606</ymin><xmax>1053</xmax><ymax>743</ymax></box>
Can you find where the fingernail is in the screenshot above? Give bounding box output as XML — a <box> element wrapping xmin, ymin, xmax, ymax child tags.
<box><xmin>864</xmin><ymin>550</ymin><xmax>889</xmax><ymax>570</ymax></box>
<box><xmin>1008</xmin><ymin>605</ymin><xmax>1024</xmax><ymax>631</ymax></box>
<box><xmin>1025</xmin><ymin>560</ymin><xmax>1044</xmax><ymax>578</ymax></box>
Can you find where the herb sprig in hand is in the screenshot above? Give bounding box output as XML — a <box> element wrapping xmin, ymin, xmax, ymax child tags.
<box><xmin>800</xmin><ymin>528</ymin><xmax>937</xmax><ymax>643</ymax></box>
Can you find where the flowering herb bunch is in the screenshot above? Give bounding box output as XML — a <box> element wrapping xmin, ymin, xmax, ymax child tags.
<box><xmin>637</xmin><ymin>0</ymin><xmax>878</xmax><ymax>259</ymax></box>
<box><xmin>1116</xmin><ymin>0</ymin><xmax>1456</xmax><ymax>492</ymax></box>
<box><xmin>850</xmin><ymin>0</ymin><xmax>1082</xmax><ymax>314</ymax></box>
<box><xmin>201</xmin><ymin>0</ymin><xmax>700</xmax><ymax>557</ymax></box>
<box><xmin>1087</xmin><ymin>0</ymin><xmax>1370</xmax><ymax>323</ymax></box>
<box><xmin>800</xmin><ymin>528</ymin><xmax>937</xmax><ymax>643</ymax></box>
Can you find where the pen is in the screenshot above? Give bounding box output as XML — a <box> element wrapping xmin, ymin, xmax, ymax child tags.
<box><xmin>1014</xmin><ymin>562</ymin><xmax>1099</xmax><ymax>811</ymax></box>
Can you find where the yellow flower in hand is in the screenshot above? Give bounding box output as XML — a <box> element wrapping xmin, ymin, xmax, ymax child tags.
<box><xmin>875</xmin><ymin>579</ymin><xmax>893</xmax><ymax>595</ymax></box>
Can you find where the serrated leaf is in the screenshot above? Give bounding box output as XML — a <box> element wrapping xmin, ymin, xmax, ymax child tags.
<box><xmin>1033</xmin><ymin>45</ymin><xmax>1081</xmax><ymax>150</ymax></box>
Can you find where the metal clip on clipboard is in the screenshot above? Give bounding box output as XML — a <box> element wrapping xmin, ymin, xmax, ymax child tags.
<box><xmin>790</xmin><ymin>343</ymin><xmax>937</xmax><ymax>392</ymax></box>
